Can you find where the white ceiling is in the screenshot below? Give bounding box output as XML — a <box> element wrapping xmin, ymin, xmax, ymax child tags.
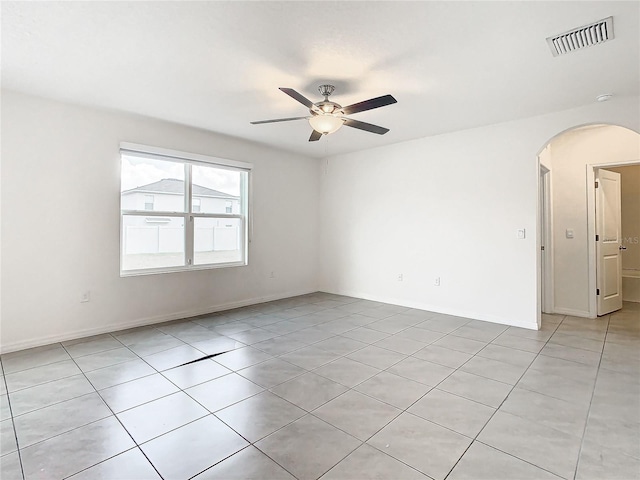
<box><xmin>2</xmin><ymin>1</ymin><xmax>638</xmax><ymax>158</ymax></box>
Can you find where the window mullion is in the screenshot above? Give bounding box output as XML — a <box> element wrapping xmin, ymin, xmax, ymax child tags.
<box><xmin>242</xmin><ymin>171</ymin><xmax>251</xmax><ymax>263</ymax></box>
<box><xmin>185</xmin><ymin>164</ymin><xmax>194</xmax><ymax>266</ymax></box>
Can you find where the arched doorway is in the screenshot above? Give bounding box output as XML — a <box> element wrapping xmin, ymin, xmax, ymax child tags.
<box><xmin>536</xmin><ymin>124</ymin><xmax>640</xmax><ymax>321</ymax></box>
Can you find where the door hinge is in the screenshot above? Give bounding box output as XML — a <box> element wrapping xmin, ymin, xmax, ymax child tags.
<box><xmin>595</xmin><ymin>234</ymin><xmax>599</xmax><ymax>241</ymax></box>
<box><xmin>596</xmin><ymin>288</ymin><xmax>600</xmax><ymax>296</ymax></box>
<box><xmin>595</xmin><ymin>181</ymin><xmax>599</xmax><ymax>188</ymax></box>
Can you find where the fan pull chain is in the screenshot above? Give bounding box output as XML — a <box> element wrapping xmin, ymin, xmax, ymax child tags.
<box><xmin>324</xmin><ymin>134</ymin><xmax>330</xmax><ymax>174</ymax></box>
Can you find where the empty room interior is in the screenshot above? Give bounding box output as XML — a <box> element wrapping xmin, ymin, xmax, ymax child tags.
<box><xmin>1</xmin><ymin>2</ymin><xmax>640</xmax><ymax>480</ymax></box>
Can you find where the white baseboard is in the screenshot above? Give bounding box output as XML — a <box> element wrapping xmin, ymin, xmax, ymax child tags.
<box><xmin>552</xmin><ymin>307</ymin><xmax>594</xmax><ymax>318</ymax></box>
<box><xmin>0</xmin><ymin>288</ymin><xmax>318</xmax><ymax>354</ymax></box>
<box><xmin>322</xmin><ymin>288</ymin><xmax>540</xmax><ymax>330</ymax></box>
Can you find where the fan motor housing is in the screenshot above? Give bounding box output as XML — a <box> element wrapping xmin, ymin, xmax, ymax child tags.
<box><xmin>312</xmin><ymin>100</ymin><xmax>343</xmax><ymax>115</ymax></box>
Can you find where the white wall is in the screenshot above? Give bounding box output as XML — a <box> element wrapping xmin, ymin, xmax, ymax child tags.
<box><xmin>544</xmin><ymin>126</ymin><xmax>640</xmax><ymax>316</ymax></box>
<box><xmin>319</xmin><ymin>97</ymin><xmax>640</xmax><ymax>329</ymax></box>
<box><xmin>1</xmin><ymin>90</ymin><xmax>320</xmax><ymax>352</ymax></box>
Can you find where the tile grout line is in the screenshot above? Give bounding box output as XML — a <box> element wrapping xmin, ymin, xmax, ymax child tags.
<box><xmin>3</xmin><ymin>340</ymin><xmax>123</xmax><ymax>375</ymax></box>
<box><xmin>6</xmin><ymin>312</ymin><xmax>441</xmax><ymax>480</ymax></box>
<box><xmin>1</xmin><ymin>294</ymin><xmax>367</xmax><ymax>478</ymax></box>
<box><xmin>460</xmin><ymin>313</ymin><xmax>610</xmax><ymax>479</ymax></box>
<box><xmin>440</xmin><ymin>314</ymin><xmax>566</xmax><ymax>480</ymax></box>
<box><xmin>3</xmin><ymin>361</ymin><xmax>86</xmax><ymax>396</ymax></box>
<box><xmin>61</xmin><ymin>304</ymin><xmax>377</xmax><ymax>424</ymax></box>
<box><xmin>0</xmin><ymin>360</ymin><xmax>26</xmax><ymax>480</ymax></box>
<box><xmin>571</xmin><ymin>313</ymin><xmax>611</xmax><ymax>480</ymax></box>
<box><xmin>0</xmin><ymin>303</ymin><xmax>529</xmax><ymax>468</ymax></box>
<box><xmin>205</xmin><ymin>310</ymin><xmax>438</xmax><ymax>479</ymax></box>
<box><xmin>150</xmin><ymin>307</ymin><xmax>380</xmax><ymax>478</ymax></box>
<box><xmin>4</xmin><ymin>331</ymin><xmax>181</xmax><ymax>398</ymax></box>
<box><xmin>186</xmin><ymin>443</ymin><xmax>301</xmax><ymax>480</ymax></box>
<box><xmin>201</xmin><ymin>330</ymin><xmax>390</xmax><ymax>479</ymax></box>
<box><xmin>318</xmin><ymin>318</ymin><xmax>531</xmax><ymax>479</ymax></box>
<box><xmin>0</xmin><ymin>303</ymin><xmax>429</xmax><ymax>479</ymax></box>
<box><xmin>181</xmin><ymin>298</ymin><xmax>393</xmax><ymax>480</ymax></box>
<box><xmin>57</xmin><ymin>340</ymin><xmax>167</xmax><ymax>480</ymax></box>
<box><xmin>328</xmin><ymin>320</ymin><xmax>495</xmax><ymax>477</ymax></box>
<box><xmin>34</xmin><ymin>327</ymin><xmax>214</xmax><ymax>472</ymax></box>
<box><xmin>6</xmin><ymin>296</ymin><xmax>622</xmax><ymax>480</ymax></box>
<box><xmin>308</xmin><ymin>316</ymin><xmax>520</xmax><ymax>428</ymax></box>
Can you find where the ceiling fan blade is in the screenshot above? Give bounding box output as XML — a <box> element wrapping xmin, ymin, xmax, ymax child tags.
<box><xmin>309</xmin><ymin>130</ymin><xmax>323</xmax><ymax>142</ymax></box>
<box><xmin>250</xmin><ymin>116</ymin><xmax>308</xmax><ymax>125</ymax></box>
<box><xmin>342</xmin><ymin>94</ymin><xmax>397</xmax><ymax>115</ymax></box>
<box><xmin>343</xmin><ymin>118</ymin><xmax>389</xmax><ymax>135</ymax></box>
<box><xmin>279</xmin><ymin>88</ymin><xmax>316</xmax><ymax>110</ymax></box>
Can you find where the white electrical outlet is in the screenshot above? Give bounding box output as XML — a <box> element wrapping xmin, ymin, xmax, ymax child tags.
<box><xmin>397</xmin><ymin>273</ymin><xmax>403</xmax><ymax>282</ymax></box>
<box><xmin>434</xmin><ymin>277</ymin><xmax>441</xmax><ymax>286</ymax></box>
<box><xmin>81</xmin><ymin>291</ymin><xmax>91</xmax><ymax>303</ymax></box>
<box><xmin>517</xmin><ymin>228</ymin><xmax>526</xmax><ymax>239</ymax></box>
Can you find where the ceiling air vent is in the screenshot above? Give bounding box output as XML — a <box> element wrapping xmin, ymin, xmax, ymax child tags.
<box><xmin>546</xmin><ymin>16</ymin><xmax>614</xmax><ymax>57</ymax></box>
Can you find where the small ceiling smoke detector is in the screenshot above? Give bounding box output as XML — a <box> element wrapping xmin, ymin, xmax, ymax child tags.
<box><xmin>546</xmin><ymin>16</ymin><xmax>614</xmax><ymax>57</ymax></box>
<box><xmin>596</xmin><ymin>94</ymin><xmax>613</xmax><ymax>102</ymax></box>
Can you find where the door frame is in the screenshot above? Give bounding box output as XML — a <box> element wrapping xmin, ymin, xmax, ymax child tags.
<box><xmin>587</xmin><ymin>159</ymin><xmax>640</xmax><ymax>317</ymax></box>
<box><xmin>539</xmin><ymin>165</ymin><xmax>554</xmax><ymax>315</ymax></box>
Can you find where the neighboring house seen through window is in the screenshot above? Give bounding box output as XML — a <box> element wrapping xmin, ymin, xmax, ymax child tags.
<box><xmin>120</xmin><ymin>143</ymin><xmax>252</xmax><ymax>275</ymax></box>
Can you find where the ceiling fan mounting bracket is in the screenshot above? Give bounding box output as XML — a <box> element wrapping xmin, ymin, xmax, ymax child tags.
<box><xmin>318</xmin><ymin>84</ymin><xmax>335</xmax><ymax>99</ymax></box>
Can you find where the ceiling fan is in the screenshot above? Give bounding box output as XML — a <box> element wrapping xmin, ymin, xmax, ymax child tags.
<box><xmin>251</xmin><ymin>85</ymin><xmax>397</xmax><ymax>142</ymax></box>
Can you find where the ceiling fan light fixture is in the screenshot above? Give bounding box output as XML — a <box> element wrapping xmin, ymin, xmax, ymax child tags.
<box><xmin>251</xmin><ymin>85</ymin><xmax>396</xmax><ymax>141</ymax></box>
<box><xmin>308</xmin><ymin>114</ymin><xmax>344</xmax><ymax>135</ymax></box>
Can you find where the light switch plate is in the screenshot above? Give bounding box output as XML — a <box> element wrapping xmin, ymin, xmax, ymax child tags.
<box><xmin>566</xmin><ymin>229</ymin><xmax>574</xmax><ymax>239</ymax></box>
<box><xmin>517</xmin><ymin>228</ymin><xmax>526</xmax><ymax>239</ymax></box>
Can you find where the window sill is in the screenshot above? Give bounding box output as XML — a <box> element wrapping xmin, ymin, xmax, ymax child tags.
<box><xmin>120</xmin><ymin>261</ymin><xmax>247</xmax><ymax>277</ymax></box>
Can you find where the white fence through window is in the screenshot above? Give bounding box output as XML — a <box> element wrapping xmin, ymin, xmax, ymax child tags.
<box><xmin>124</xmin><ymin>225</ymin><xmax>239</xmax><ymax>254</ymax></box>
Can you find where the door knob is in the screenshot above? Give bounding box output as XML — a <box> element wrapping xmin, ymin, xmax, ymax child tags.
<box><xmin>619</xmin><ymin>245</ymin><xmax>627</xmax><ymax>250</ymax></box>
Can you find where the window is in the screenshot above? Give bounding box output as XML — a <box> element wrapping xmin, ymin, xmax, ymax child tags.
<box><xmin>120</xmin><ymin>143</ymin><xmax>251</xmax><ymax>275</ymax></box>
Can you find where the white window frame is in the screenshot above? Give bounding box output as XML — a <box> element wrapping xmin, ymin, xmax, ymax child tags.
<box><xmin>120</xmin><ymin>142</ymin><xmax>252</xmax><ymax>276</ymax></box>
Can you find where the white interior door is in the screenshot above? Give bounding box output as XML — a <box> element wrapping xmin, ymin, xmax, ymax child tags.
<box><xmin>596</xmin><ymin>169</ymin><xmax>623</xmax><ymax>315</ymax></box>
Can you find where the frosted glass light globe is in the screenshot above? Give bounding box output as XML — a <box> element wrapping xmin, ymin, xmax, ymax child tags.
<box><xmin>308</xmin><ymin>114</ymin><xmax>344</xmax><ymax>135</ymax></box>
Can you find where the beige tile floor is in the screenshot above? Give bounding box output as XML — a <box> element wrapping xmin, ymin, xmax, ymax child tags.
<box><xmin>1</xmin><ymin>293</ymin><xmax>638</xmax><ymax>480</ymax></box>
